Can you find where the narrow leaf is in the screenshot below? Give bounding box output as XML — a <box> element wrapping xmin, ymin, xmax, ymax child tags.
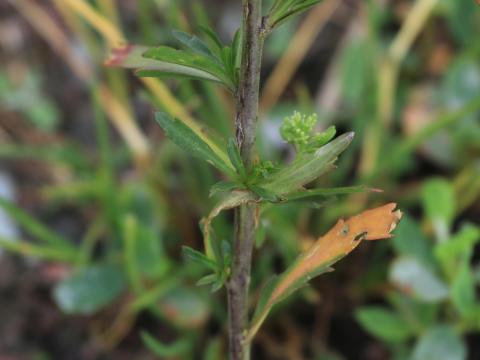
<box><xmin>0</xmin><ymin>197</ymin><xmax>74</xmax><ymax>251</ymax></box>
<box><xmin>143</xmin><ymin>46</ymin><xmax>233</xmax><ymax>90</ymax></box>
<box><xmin>182</xmin><ymin>246</ymin><xmax>219</xmax><ymax>271</ymax></box>
<box><xmin>285</xmin><ymin>185</ymin><xmax>380</xmax><ymax>202</ymax></box>
<box><xmin>248</xmin><ymin>203</ymin><xmax>402</xmax><ymax>341</ymax></box>
<box><xmin>105</xmin><ymin>44</ymin><xmax>226</xmax><ymax>85</ymax></box>
<box><xmin>199</xmin><ymin>26</ymin><xmax>224</xmax><ymax>54</ymax></box>
<box><xmin>141</xmin><ymin>331</ymin><xmax>190</xmax><ymax>357</ymax></box>
<box><xmin>172</xmin><ymin>30</ymin><xmax>216</xmax><ymax>58</ymax></box>
<box><xmin>210</xmin><ymin>181</ymin><xmax>243</xmax><ymax>197</ymax></box>
<box><xmin>227</xmin><ymin>138</ymin><xmax>246</xmax><ymax>178</ymax></box>
<box><xmin>267</xmin><ymin>0</ymin><xmax>323</xmax><ymax>32</ymax></box>
<box><xmin>155</xmin><ymin>112</ymin><xmax>235</xmax><ymax>175</ymax></box>
<box><xmin>411</xmin><ymin>326</ymin><xmax>466</xmax><ymax>360</ymax></box>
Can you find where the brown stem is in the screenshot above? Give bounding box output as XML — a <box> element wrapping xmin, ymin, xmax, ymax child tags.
<box><xmin>227</xmin><ymin>0</ymin><xmax>264</xmax><ymax>359</ymax></box>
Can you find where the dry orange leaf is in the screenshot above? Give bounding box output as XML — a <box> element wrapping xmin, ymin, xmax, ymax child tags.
<box><xmin>248</xmin><ymin>203</ymin><xmax>402</xmax><ymax>341</ymax></box>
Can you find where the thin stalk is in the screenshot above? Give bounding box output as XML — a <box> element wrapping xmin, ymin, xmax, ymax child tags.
<box><xmin>227</xmin><ymin>0</ymin><xmax>264</xmax><ymax>359</ymax></box>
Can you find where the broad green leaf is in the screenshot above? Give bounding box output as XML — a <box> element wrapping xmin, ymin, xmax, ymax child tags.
<box><xmin>451</xmin><ymin>255</ymin><xmax>477</xmax><ymax>319</ymax></box>
<box><xmin>155</xmin><ymin>112</ymin><xmax>235</xmax><ymax>175</ymax></box>
<box><xmin>421</xmin><ymin>178</ymin><xmax>455</xmax><ymax>241</ymax></box>
<box><xmin>105</xmin><ymin>44</ymin><xmax>229</xmax><ymax>87</ymax></box>
<box><xmin>392</xmin><ymin>215</ymin><xmax>435</xmax><ymax>268</ymax></box>
<box><xmin>141</xmin><ymin>331</ymin><xmax>190</xmax><ymax>357</ymax></box>
<box><xmin>411</xmin><ymin>326</ymin><xmax>466</xmax><ymax>360</ymax></box>
<box><xmin>248</xmin><ymin>203</ymin><xmax>402</xmax><ymax>341</ymax></box>
<box><xmin>435</xmin><ymin>224</ymin><xmax>480</xmax><ymax>270</ymax></box>
<box><xmin>356</xmin><ymin>307</ymin><xmax>412</xmax><ymax>342</ymax></box>
<box><xmin>0</xmin><ymin>197</ymin><xmax>75</xmax><ymax>252</ymax></box>
<box><xmin>53</xmin><ymin>264</ymin><xmax>126</xmax><ymax>315</ymax></box>
<box><xmin>388</xmin><ymin>293</ymin><xmax>439</xmax><ymax>330</ymax></box>
<box><xmin>143</xmin><ymin>46</ymin><xmax>234</xmax><ymax>90</ymax></box>
<box><xmin>259</xmin><ymin>132</ymin><xmax>354</xmax><ymax>196</ymax></box>
<box><xmin>157</xmin><ymin>287</ymin><xmax>209</xmax><ymax>328</ymax></box>
<box><xmin>390</xmin><ymin>257</ymin><xmax>448</xmax><ymax>303</ymax></box>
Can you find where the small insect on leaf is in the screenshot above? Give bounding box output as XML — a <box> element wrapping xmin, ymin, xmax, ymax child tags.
<box><xmin>248</xmin><ymin>203</ymin><xmax>403</xmax><ymax>341</ymax></box>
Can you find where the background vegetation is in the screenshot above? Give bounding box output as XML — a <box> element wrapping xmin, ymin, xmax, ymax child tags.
<box><xmin>0</xmin><ymin>0</ymin><xmax>479</xmax><ymax>359</ymax></box>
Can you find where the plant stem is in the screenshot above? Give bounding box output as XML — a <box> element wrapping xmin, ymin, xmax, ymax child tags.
<box><xmin>228</xmin><ymin>0</ymin><xmax>264</xmax><ymax>359</ymax></box>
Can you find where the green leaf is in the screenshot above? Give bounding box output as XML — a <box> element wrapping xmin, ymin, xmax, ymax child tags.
<box><xmin>157</xmin><ymin>287</ymin><xmax>209</xmax><ymax>328</ymax></box>
<box><xmin>421</xmin><ymin>178</ymin><xmax>455</xmax><ymax>241</ymax></box>
<box><xmin>435</xmin><ymin>224</ymin><xmax>480</xmax><ymax>269</ymax></box>
<box><xmin>259</xmin><ymin>132</ymin><xmax>354</xmax><ymax>196</ymax></box>
<box><xmin>0</xmin><ymin>236</ymin><xmax>76</xmax><ymax>262</ymax></box>
<box><xmin>356</xmin><ymin>307</ymin><xmax>412</xmax><ymax>342</ymax></box>
<box><xmin>155</xmin><ymin>112</ymin><xmax>235</xmax><ymax>175</ymax></box>
<box><xmin>141</xmin><ymin>331</ymin><xmax>190</xmax><ymax>357</ymax></box>
<box><xmin>199</xmin><ymin>25</ymin><xmax>224</xmax><ymax>55</ymax></box>
<box><xmin>248</xmin><ymin>185</ymin><xmax>280</xmax><ymax>202</ymax></box>
<box><xmin>388</xmin><ymin>293</ymin><xmax>439</xmax><ymax>330</ymax></box>
<box><xmin>232</xmin><ymin>28</ymin><xmax>243</xmax><ymax>72</ymax></box>
<box><xmin>182</xmin><ymin>246</ymin><xmax>219</xmax><ymax>271</ymax></box>
<box><xmin>143</xmin><ymin>46</ymin><xmax>234</xmax><ymax>90</ymax></box>
<box><xmin>284</xmin><ymin>185</ymin><xmax>376</xmax><ymax>202</ymax></box>
<box><xmin>209</xmin><ymin>181</ymin><xmax>243</xmax><ymax>197</ymax></box>
<box><xmin>172</xmin><ymin>30</ymin><xmax>216</xmax><ymax>59</ymax></box>
<box><xmin>411</xmin><ymin>326</ymin><xmax>466</xmax><ymax>360</ymax></box>
<box><xmin>389</xmin><ymin>257</ymin><xmax>448</xmax><ymax>303</ymax></box>
<box><xmin>196</xmin><ymin>274</ymin><xmax>218</xmax><ymax>286</ymax></box>
<box><xmin>451</xmin><ymin>255</ymin><xmax>477</xmax><ymax>319</ymax></box>
<box><xmin>308</xmin><ymin>125</ymin><xmax>337</xmax><ymax>150</ymax></box>
<box><xmin>53</xmin><ymin>264</ymin><xmax>126</xmax><ymax>315</ymax></box>
<box><xmin>267</xmin><ymin>0</ymin><xmax>323</xmax><ymax>32</ymax></box>
<box><xmin>105</xmin><ymin>44</ymin><xmax>229</xmax><ymax>87</ymax></box>
<box><xmin>227</xmin><ymin>138</ymin><xmax>246</xmax><ymax>178</ymax></box>
<box><xmin>0</xmin><ymin>197</ymin><xmax>75</xmax><ymax>252</ymax></box>
<box><xmin>392</xmin><ymin>215</ymin><xmax>435</xmax><ymax>268</ymax></box>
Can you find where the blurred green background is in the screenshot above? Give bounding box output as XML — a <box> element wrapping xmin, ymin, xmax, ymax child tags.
<box><xmin>0</xmin><ymin>0</ymin><xmax>479</xmax><ymax>359</ymax></box>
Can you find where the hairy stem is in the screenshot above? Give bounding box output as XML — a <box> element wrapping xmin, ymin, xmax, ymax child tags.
<box><xmin>228</xmin><ymin>0</ymin><xmax>264</xmax><ymax>359</ymax></box>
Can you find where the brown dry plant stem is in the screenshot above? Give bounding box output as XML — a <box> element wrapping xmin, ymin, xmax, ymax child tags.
<box><xmin>227</xmin><ymin>0</ymin><xmax>264</xmax><ymax>359</ymax></box>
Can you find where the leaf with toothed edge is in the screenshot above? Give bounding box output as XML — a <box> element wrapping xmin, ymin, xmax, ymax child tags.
<box><xmin>105</xmin><ymin>44</ymin><xmax>234</xmax><ymax>91</ymax></box>
<box><xmin>248</xmin><ymin>203</ymin><xmax>402</xmax><ymax>342</ymax></box>
<box><xmin>143</xmin><ymin>46</ymin><xmax>234</xmax><ymax>90</ymax></box>
<box><xmin>259</xmin><ymin>132</ymin><xmax>355</xmax><ymax>196</ymax></box>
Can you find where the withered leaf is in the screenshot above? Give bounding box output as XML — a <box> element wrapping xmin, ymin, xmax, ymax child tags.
<box><xmin>248</xmin><ymin>203</ymin><xmax>402</xmax><ymax>341</ymax></box>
